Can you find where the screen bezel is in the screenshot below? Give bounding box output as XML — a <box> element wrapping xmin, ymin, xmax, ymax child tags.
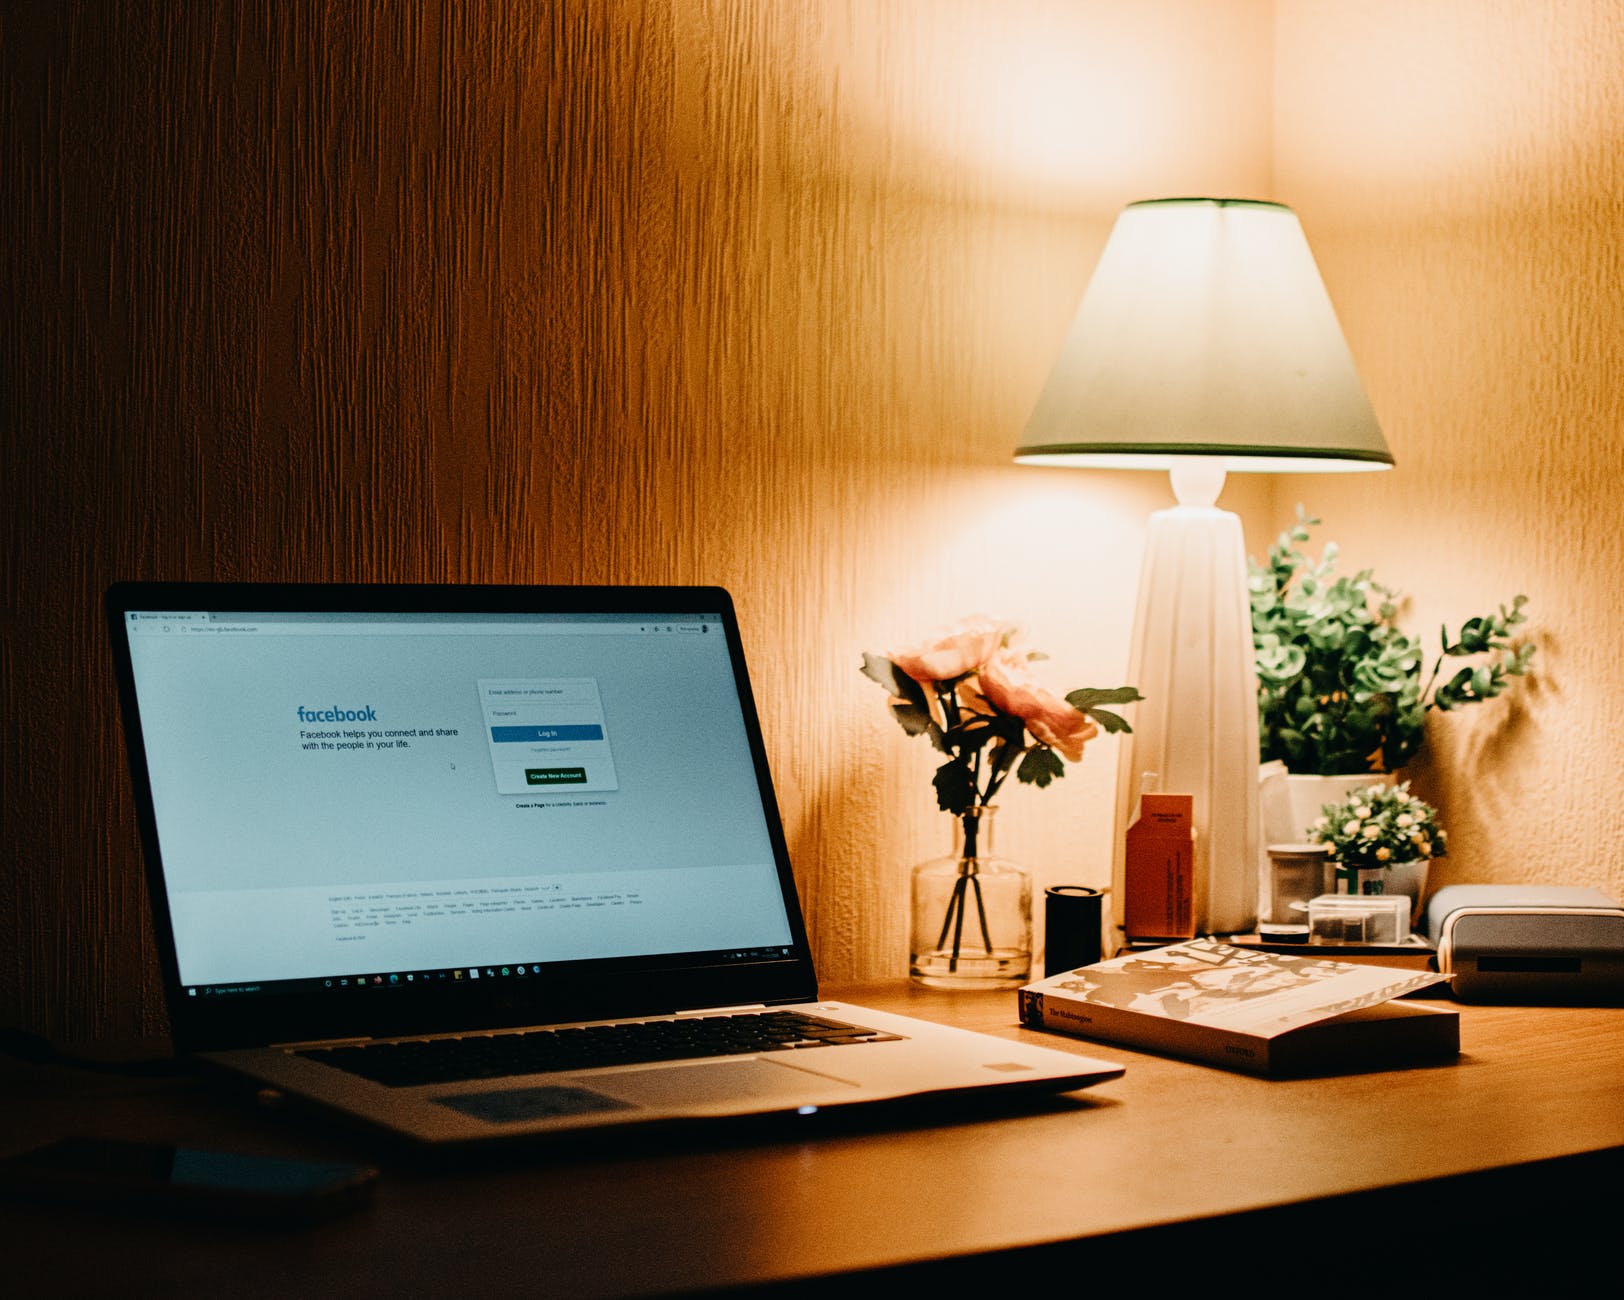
<box><xmin>104</xmin><ymin>581</ymin><xmax>818</xmax><ymax>1052</ymax></box>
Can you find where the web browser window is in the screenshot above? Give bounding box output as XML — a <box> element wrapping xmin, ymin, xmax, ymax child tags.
<box><xmin>122</xmin><ymin>610</ymin><xmax>793</xmax><ymax>987</ymax></box>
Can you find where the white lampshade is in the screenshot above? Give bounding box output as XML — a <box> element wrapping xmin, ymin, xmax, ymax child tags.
<box><xmin>1015</xmin><ymin>198</ymin><xmax>1391</xmax><ymax>473</ymax></box>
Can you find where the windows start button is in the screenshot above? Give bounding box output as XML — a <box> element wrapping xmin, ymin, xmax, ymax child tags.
<box><xmin>525</xmin><ymin>767</ymin><xmax>589</xmax><ymax>786</ymax></box>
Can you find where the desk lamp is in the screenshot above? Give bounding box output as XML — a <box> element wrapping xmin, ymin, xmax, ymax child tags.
<box><xmin>1015</xmin><ymin>198</ymin><xmax>1392</xmax><ymax>936</ymax></box>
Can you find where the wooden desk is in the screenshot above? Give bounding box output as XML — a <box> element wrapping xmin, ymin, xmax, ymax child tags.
<box><xmin>5</xmin><ymin>982</ymin><xmax>1622</xmax><ymax>1295</ymax></box>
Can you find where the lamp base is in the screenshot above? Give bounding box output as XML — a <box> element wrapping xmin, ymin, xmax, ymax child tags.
<box><xmin>1112</xmin><ymin>501</ymin><xmax>1259</xmax><ymax>937</ymax></box>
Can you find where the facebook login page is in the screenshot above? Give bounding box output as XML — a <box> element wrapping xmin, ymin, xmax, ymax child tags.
<box><xmin>123</xmin><ymin>610</ymin><xmax>793</xmax><ymax>987</ymax></box>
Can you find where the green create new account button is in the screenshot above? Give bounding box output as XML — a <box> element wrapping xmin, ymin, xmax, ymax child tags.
<box><xmin>526</xmin><ymin>766</ymin><xmax>588</xmax><ymax>786</ymax></box>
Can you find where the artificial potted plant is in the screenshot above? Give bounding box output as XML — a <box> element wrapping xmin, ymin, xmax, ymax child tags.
<box><xmin>1249</xmin><ymin>510</ymin><xmax>1535</xmax><ymax>844</ymax></box>
<box><xmin>1309</xmin><ymin>780</ymin><xmax>1447</xmax><ymax>926</ymax></box>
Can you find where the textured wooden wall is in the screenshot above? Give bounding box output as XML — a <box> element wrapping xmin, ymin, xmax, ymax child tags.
<box><xmin>18</xmin><ymin>2</ymin><xmax>1619</xmax><ymax>1047</ymax></box>
<box><xmin>1272</xmin><ymin>1</ymin><xmax>1624</xmax><ymax>902</ymax></box>
<box><xmin>2</xmin><ymin>0</ymin><xmax>1275</xmax><ymax>1041</ymax></box>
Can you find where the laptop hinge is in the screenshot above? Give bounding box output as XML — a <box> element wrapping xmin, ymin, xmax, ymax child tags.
<box><xmin>676</xmin><ymin>1004</ymin><xmax>768</xmax><ymax>1016</ymax></box>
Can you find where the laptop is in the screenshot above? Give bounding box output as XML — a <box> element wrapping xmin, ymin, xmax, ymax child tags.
<box><xmin>105</xmin><ymin>582</ymin><xmax>1122</xmax><ymax>1148</ymax></box>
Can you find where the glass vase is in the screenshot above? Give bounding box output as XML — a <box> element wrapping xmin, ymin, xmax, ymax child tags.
<box><xmin>909</xmin><ymin>806</ymin><xmax>1032</xmax><ymax>989</ymax></box>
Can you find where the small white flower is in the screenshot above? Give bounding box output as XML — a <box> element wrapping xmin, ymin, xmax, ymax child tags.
<box><xmin>1396</xmin><ymin>814</ymin><xmax>1413</xmax><ymax>828</ymax></box>
<box><xmin>1344</xmin><ymin>819</ymin><xmax>1362</xmax><ymax>836</ymax></box>
<box><xmin>1361</xmin><ymin>823</ymin><xmax>1381</xmax><ymax>839</ymax></box>
<box><xmin>1351</xmin><ymin>804</ymin><xmax>1368</xmax><ymax>818</ymax></box>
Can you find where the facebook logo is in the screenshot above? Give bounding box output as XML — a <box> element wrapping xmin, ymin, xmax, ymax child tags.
<box><xmin>296</xmin><ymin>704</ymin><xmax>377</xmax><ymax>723</ymax></box>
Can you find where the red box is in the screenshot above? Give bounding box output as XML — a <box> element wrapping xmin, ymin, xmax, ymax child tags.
<box><xmin>1124</xmin><ymin>793</ymin><xmax>1195</xmax><ymax>940</ymax></box>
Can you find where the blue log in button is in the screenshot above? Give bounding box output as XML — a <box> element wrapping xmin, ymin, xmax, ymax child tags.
<box><xmin>490</xmin><ymin>724</ymin><xmax>605</xmax><ymax>743</ymax></box>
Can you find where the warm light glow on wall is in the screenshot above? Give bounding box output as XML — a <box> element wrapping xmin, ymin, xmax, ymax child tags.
<box><xmin>1276</xmin><ymin>1</ymin><xmax>1624</xmax><ymax>201</ymax></box>
<box><xmin>1272</xmin><ymin>0</ymin><xmax>1624</xmax><ymax>904</ymax></box>
<box><xmin>745</xmin><ymin>0</ymin><xmax>1272</xmax><ymax>207</ymax></box>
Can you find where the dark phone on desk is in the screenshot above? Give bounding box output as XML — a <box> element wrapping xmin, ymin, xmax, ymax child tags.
<box><xmin>0</xmin><ymin>1138</ymin><xmax>379</xmax><ymax>1224</ymax></box>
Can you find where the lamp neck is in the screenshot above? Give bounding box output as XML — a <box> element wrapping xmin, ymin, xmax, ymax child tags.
<box><xmin>1169</xmin><ymin>457</ymin><xmax>1227</xmax><ymax>509</ymax></box>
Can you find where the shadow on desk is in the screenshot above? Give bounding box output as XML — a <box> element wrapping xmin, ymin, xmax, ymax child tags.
<box><xmin>756</xmin><ymin>1145</ymin><xmax>1624</xmax><ymax>1291</ymax></box>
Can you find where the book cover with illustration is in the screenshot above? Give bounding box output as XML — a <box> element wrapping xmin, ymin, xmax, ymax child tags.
<box><xmin>1019</xmin><ymin>937</ymin><xmax>1458</xmax><ymax>1077</ymax></box>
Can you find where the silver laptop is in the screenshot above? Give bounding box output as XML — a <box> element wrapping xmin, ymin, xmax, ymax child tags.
<box><xmin>105</xmin><ymin>582</ymin><xmax>1121</xmax><ymax>1148</ymax></box>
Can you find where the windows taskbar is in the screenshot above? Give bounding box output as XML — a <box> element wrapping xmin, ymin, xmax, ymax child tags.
<box><xmin>183</xmin><ymin>946</ymin><xmax>798</xmax><ymax>999</ymax></box>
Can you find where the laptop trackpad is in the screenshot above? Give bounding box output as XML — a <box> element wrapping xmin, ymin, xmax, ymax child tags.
<box><xmin>436</xmin><ymin>1059</ymin><xmax>860</xmax><ymax>1125</ymax></box>
<box><xmin>594</xmin><ymin>1057</ymin><xmax>860</xmax><ymax>1109</ymax></box>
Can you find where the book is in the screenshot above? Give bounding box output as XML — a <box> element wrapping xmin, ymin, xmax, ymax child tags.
<box><xmin>1019</xmin><ymin>937</ymin><xmax>1458</xmax><ymax>1077</ymax></box>
<box><xmin>1222</xmin><ymin>931</ymin><xmax>1438</xmax><ymax>972</ymax></box>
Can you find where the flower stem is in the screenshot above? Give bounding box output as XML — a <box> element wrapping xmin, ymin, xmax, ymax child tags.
<box><xmin>968</xmin><ymin>872</ymin><xmax>993</xmax><ymax>951</ymax></box>
<box><xmin>931</xmin><ymin>845</ymin><xmax>993</xmax><ymax>971</ymax></box>
<box><xmin>949</xmin><ymin>874</ymin><xmax>968</xmax><ymax>970</ymax></box>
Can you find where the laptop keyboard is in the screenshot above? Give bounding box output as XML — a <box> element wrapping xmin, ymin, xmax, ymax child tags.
<box><xmin>296</xmin><ymin>1010</ymin><xmax>903</xmax><ymax>1087</ymax></box>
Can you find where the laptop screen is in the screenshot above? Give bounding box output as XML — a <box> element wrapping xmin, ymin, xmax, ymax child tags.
<box><xmin>107</xmin><ymin>585</ymin><xmax>816</xmax><ymax>1048</ymax></box>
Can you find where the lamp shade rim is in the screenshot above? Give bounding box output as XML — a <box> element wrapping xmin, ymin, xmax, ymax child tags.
<box><xmin>1013</xmin><ymin>443</ymin><xmax>1395</xmax><ymax>472</ymax></box>
<box><xmin>1126</xmin><ymin>196</ymin><xmax>1288</xmax><ymax>214</ymax></box>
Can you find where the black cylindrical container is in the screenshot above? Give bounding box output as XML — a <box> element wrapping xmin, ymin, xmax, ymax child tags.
<box><xmin>1044</xmin><ymin>886</ymin><xmax>1106</xmax><ymax>975</ymax></box>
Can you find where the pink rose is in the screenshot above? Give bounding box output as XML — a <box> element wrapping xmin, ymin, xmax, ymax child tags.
<box><xmin>954</xmin><ymin>674</ymin><xmax>997</xmax><ymax>717</ymax></box>
<box><xmin>889</xmin><ymin>615</ymin><xmax>1007</xmax><ymax>684</ymax></box>
<box><xmin>979</xmin><ymin>649</ymin><xmax>1098</xmax><ymax>762</ymax></box>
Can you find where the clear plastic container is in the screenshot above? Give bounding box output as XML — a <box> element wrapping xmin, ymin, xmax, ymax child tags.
<box><xmin>1307</xmin><ymin>894</ymin><xmax>1409</xmax><ymax>945</ymax></box>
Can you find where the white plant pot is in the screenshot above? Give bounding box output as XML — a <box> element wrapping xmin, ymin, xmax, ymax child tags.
<box><xmin>1381</xmin><ymin>857</ymin><xmax>1431</xmax><ymax>929</ymax></box>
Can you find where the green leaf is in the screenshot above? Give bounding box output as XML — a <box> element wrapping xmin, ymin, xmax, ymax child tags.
<box><xmin>932</xmin><ymin>759</ymin><xmax>978</xmax><ymax>815</ymax></box>
<box><xmin>1435</xmin><ymin>666</ymin><xmax>1475</xmax><ymax>710</ymax></box>
<box><xmin>861</xmin><ymin>653</ymin><xmax>934</xmax><ymax>736</ymax></box>
<box><xmin>941</xmin><ymin>716</ymin><xmax>1000</xmax><ymax>758</ymax></box>
<box><xmin>1016</xmin><ymin>746</ymin><xmax>1065</xmax><ymax>788</ymax></box>
<box><xmin>1087</xmin><ymin>708</ymin><xmax>1134</xmax><ymax>735</ymax></box>
<box><xmin>860</xmin><ymin>652</ymin><xmax>908</xmax><ymax>695</ymax></box>
<box><xmin>1065</xmin><ymin>686</ymin><xmax>1143</xmax><ymax>710</ymax></box>
<box><xmin>889</xmin><ymin>699</ymin><xmax>932</xmax><ymax>736</ymax></box>
<box><xmin>1064</xmin><ymin>686</ymin><xmax>1141</xmax><ymax>735</ymax></box>
<box><xmin>988</xmin><ymin>737</ymin><xmax>1026</xmax><ymax>781</ymax></box>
